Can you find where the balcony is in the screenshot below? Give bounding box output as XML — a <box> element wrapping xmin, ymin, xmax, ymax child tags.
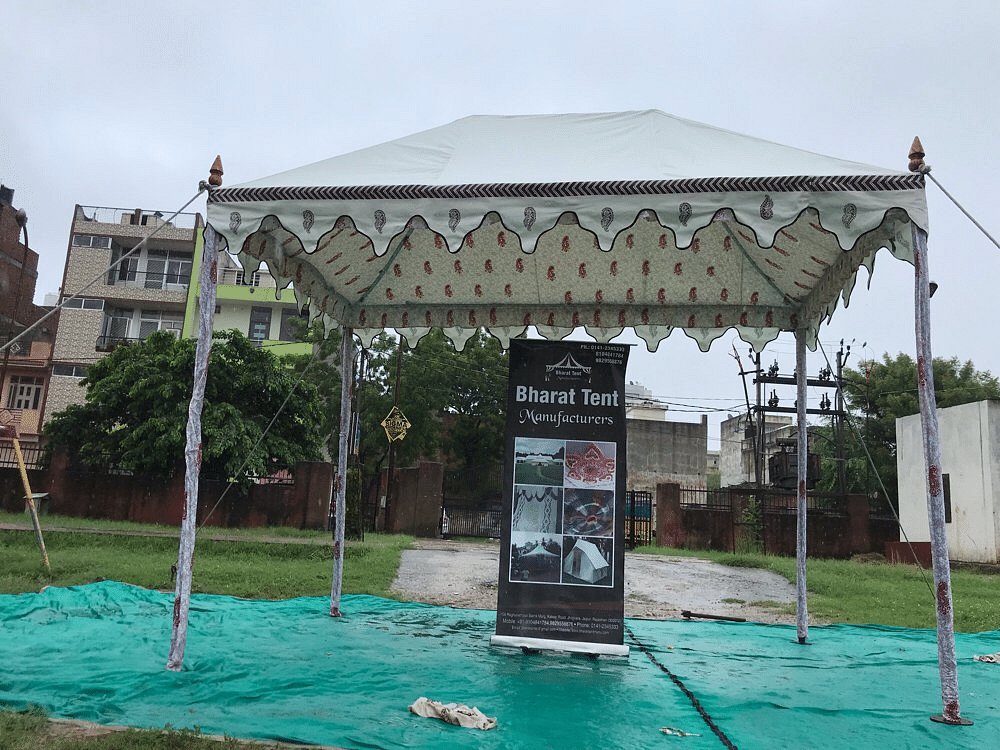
<box><xmin>105</xmin><ymin>268</ymin><xmax>191</xmax><ymax>291</ymax></box>
<box><xmin>95</xmin><ymin>335</ymin><xmax>143</xmax><ymax>352</ymax></box>
<box><xmin>96</xmin><ymin>325</ymin><xmax>181</xmax><ymax>352</ymax></box>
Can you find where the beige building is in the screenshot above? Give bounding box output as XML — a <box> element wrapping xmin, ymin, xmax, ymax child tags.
<box><xmin>622</xmin><ymin>381</ymin><xmax>709</xmax><ymax>492</ymax></box>
<box><xmin>46</xmin><ymin>206</ymin><xmax>203</xmax><ymax>422</ymax></box>
<box><xmin>897</xmin><ymin>400</ymin><xmax>1000</xmax><ymax>563</ymax></box>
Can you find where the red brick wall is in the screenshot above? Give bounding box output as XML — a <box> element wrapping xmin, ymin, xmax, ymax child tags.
<box><xmin>33</xmin><ymin>449</ymin><xmax>333</xmax><ymax>529</ymax></box>
<box><xmin>655</xmin><ymin>483</ymin><xmax>899</xmax><ymax>559</ymax></box>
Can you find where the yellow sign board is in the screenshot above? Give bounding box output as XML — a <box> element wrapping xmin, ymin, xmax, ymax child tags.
<box><xmin>381</xmin><ymin>405</ymin><xmax>411</xmax><ymax>442</ymax></box>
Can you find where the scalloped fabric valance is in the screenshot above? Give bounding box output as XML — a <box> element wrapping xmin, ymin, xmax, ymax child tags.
<box><xmin>206</xmin><ymin>110</ymin><xmax>926</xmax><ymax>351</ymax></box>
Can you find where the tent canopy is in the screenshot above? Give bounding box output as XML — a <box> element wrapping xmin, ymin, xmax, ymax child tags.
<box><xmin>206</xmin><ymin>110</ymin><xmax>926</xmax><ymax>351</ymax></box>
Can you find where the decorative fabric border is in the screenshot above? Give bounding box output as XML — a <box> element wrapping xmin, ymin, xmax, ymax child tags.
<box><xmin>209</xmin><ymin>174</ymin><xmax>924</xmax><ymax>204</ymax></box>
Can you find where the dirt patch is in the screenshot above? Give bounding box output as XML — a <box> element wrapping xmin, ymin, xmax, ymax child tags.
<box><xmin>391</xmin><ymin>538</ymin><xmax>799</xmax><ymax>624</ymax></box>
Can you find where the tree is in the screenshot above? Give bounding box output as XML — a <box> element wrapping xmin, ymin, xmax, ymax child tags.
<box><xmin>400</xmin><ymin>329</ymin><xmax>508</xmax><ymax>469</ymax></box>
<box><xmin>44</xmin><ymin>330</ymin><xmax>324</xmax><ymax>484</ymax></box>
<box><xmin>813</xmin><ymin>353</ymin><xmax>1000</xmax><ymax>503</ymax></box>
<box><xmin>286</xmin><ymin>325</ymin><xmax>508</xmax><ymax>512</ymax></box>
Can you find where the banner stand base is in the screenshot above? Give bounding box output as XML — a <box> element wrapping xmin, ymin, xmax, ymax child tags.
<box><xmin>491</xmin><ymin>634</ymin><xmax>629</xmax><ymax>657</ymax></box>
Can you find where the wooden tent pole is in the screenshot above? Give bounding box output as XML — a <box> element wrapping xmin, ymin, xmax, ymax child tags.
<box><xmin>167</xmin><ymin>221</ymin><xmax>219</xmax><ymax>671</ymax></box>
<box><xmin>794</xmin><ymin>330</ymin><xmax>809</xmax><ymax>644</ymax></box>
<box><xmin>330</xmin><ymin>327</ymin><xmax>354</xmax><ymax>616</ymax></box>
<box><xmin>908</xmin><ymin>140</ymin><xmax>968</xmax><ymax>725</ymax></box>
<box><xmin>912</xmin><ymin>223</ymin><xmax>968</xmax><ymax>724</ymax></box>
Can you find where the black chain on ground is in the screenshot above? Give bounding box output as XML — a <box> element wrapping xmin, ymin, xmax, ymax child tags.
<box><xmin>624</xmin><ymin>624</ymin><xmax>738</xmax><ymax>750</ymax></box>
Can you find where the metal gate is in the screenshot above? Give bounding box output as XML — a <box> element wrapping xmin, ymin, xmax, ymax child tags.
<box><xmin>441</xmin><ymin>463</ymin><xmax>503</xmax><ymax>539</ymax></box>
<box><xmin>440</xmin><ymin>503</ymin><xmax>503</xmax><ymax>539</ymax></box>
<box><xmin>624</xmin><ymin>490</ymin><xmax>653</xmax><ymax>549</ymax></box>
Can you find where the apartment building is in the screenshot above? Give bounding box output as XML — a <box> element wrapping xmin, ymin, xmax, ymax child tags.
<box><xmin>0</xmin><ymin>186</ymin><xmax>57</xmax><ymax>447</ymax></box>
<box><xmin>45</xmin><ymin>204</ymin><xmax>312</xmax><ymax>427</ymax></box>
<box><xmin>182</xmin><ymin>239</ymin><xmax>310</xmax><ymax>356</ymax></box>
<box><xmin>46</xmin><ymin>205</ymin><xmax>203</xmax><ymax>422</ymax></box>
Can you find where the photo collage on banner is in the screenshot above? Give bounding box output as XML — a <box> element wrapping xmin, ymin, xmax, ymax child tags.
<box><xmin>510</xmin><ymin>438</ymin><xmax>617</xmax><ymax>587</ymax></box>
<box><xmin>493</xmin><ymin>339</ymin><xmax>629</xmax><ymax>654</ymax></box>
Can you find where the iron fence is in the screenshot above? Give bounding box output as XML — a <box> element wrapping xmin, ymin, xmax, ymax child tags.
<box><xmin>0</xmin><ymin>443</ymin><xmax>45</xmax><ymax>470</ymax></box>
<box><xmin>680</xmin><ymin>486</ymin><xmax>852</xmax><ymax>515</ymax></box>
<box><xmin>624</xmin><ymin>490</ymin><xmax>653</xmax><ymax>548</ymax></box>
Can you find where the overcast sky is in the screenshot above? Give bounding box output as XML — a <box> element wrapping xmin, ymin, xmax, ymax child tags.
<box><xmin>4</xmin><ymin>0</ymin><xmax>1000</xmax><ymax>449</ymax></box>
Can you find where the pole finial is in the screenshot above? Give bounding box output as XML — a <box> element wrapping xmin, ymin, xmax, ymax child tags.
<box><xmin>909</xmin><ymin>137</ymin><xmax>926</xmax><ymax>173</ymax></box>
<box><xmin>208</xmin><ymin>156</ymin><xmax>224</xmax><ymax>187</ymax></box>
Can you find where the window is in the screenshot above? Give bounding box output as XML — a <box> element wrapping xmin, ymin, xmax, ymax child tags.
<box><xmin>106</xmin><ymin>246</ymin><xmax>138</xmax><ymax>286</ymax></box>
<box><xmin>139</xmin><ymin>310</ymin><xmax>184</xmax><ymax>339</ymax></box>
<box><xmin>248</xmin><ymin>306</ymin><xmax>272</xmax><ymax>344</ymax></box>
<box><xmin>72</xmin><ymin>234</ymin><xmax>112</xmax><ymax>248</ymax></box>
<box><xmin>235</xmin><ymin>270</ymin><xmax>262</xmax><ymax>287</ymax></box>
<box><xmin>279</xmin><ymin>307</ymin><xmax>307</xmax><ymax>341</ymax></box>
<box><xmin>61</xmin><ymin>297</ymin><xmax>105</xmax><ymax>310</ymax></box>
<box><xmin>52</xmin><ymin>364</ymin><xmax>87</xmax><ymax>378</ymax></box>
<box><xmin>102</xmin><ymin>307</ymin><xmax>133</xmax><ymax>340</ymax></box>
<box><xmin>143</xmin><ymin>249</ymin><xmax>192</xmax><ymax>290</ymax></box>
<box><xmin>943</xmin><ymin>473</ymin><xmax>952</xmax><ymax>524</ymax></box>
<box><xmin>117</xmin><ymin>255</ymin><xmax>137</xmax><ymax>283</ymax></box>
<box><xmin>6</xmin><ymin>376</ymin><xmax>43</xmax><ymax>410</ymax></box>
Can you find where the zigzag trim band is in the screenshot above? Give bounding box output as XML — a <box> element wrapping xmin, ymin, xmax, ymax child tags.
<box><xmin>209</xmin><ymin>174</ymin><xmax>924</xmax><ymax>204</ymax></box>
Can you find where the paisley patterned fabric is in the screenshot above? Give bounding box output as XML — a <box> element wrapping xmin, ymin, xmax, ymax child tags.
<box><xmin>206</xmin><ymin>111</ymin><xmax>926</xmax><ymax>352</ymax></box>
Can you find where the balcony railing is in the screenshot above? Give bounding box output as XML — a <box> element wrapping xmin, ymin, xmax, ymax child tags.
<box><xmin>76</xmin><ymin>206</ymin><xmax>202</xmax><ymax>230</ymax></box>
<box><xmin>95</xmin><ymin>335</ymin><xmax>143</xmax><ymax>352</ymax></box>
<box><xmin>0</xmin><ymin>442</ymin><xmax>45</xmax><ymax>470</ymax></box>
<box><xmin>105</xmin><ymin>269</ymin><xmax>191</xmax><ymax>291</ymax></box>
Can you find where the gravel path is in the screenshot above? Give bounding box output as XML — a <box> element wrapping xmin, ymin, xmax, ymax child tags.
<box><xmin>391</xmin><ymin>538</ymin><xmax>799</xmax><ymax>624</ymax></box>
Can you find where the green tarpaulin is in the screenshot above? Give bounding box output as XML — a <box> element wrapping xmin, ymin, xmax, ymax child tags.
<box><xmin>2</xmin><ymin>581</ymin><xmax>997</xmax><ymax>749</ymax></box>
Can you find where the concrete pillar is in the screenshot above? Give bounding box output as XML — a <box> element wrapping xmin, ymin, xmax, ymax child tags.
<box><xmin>655</xmin><ymin>482</ymin><xmax>683</xmax><ymax>548</ymax></box>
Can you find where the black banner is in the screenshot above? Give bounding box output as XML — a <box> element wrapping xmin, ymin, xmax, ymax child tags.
<box><xmin>492</xmin><ymin>339</ymin><xmax>629</xmax><ymax>654</ymax></box>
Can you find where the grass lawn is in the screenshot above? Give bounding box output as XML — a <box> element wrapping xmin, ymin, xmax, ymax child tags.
<box><xmin>633</xmin><ymin>544</ymin><xmax>1000</xmax><ymax>633</ymax></box>
<box><xmin>0</xmin><ymin>513</ymin><xmax>411</xmax><ymax>600</ymax></box>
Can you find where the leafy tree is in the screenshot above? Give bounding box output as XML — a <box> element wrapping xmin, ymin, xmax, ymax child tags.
<box><xmin>44</xmin><ymin>330</ymin><xmax>324</xmax><ymax>484</ymax></box>
<box><xmin>286</xmin><ymin>325</ymin><xmax>508</xmax><ymax>514</ymax></box>
<box><xmin>400</xmin><ymin>329</ymin><xmax>508</xmax><ymax>469</ymax></box>
<box><xmin>284</xmin><ymin>325</ymin><xmax>445</xmax><ymax>469</ymax></box>
<box><xmin>812</xmin><ymin>353</ymin><xmax>1000</xmax><ymax>503</ymax></box>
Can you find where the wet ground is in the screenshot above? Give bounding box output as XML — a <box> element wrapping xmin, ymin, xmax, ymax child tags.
<box><xmin>391</xmin><ymin>538</ymin><xmax>799</xmax><ymax>623</ymax></box>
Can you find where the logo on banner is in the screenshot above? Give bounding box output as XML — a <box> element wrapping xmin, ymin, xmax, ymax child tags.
<box><xmin>544</xmin><ymin>352</ymin><xmax>592</xmax><ymax>383</ymax></box>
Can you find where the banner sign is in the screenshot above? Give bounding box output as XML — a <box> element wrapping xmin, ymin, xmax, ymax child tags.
<box><xmin>491</xmin><ymin>339</ymin><xmax>629</xmax><ymax>655</ymax></box>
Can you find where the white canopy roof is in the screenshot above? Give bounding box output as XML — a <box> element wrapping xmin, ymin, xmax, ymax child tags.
<box><xmin>206</xmin><ymin>110</ymin><xmax>926</xmax><ymax>351</ymax></box>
